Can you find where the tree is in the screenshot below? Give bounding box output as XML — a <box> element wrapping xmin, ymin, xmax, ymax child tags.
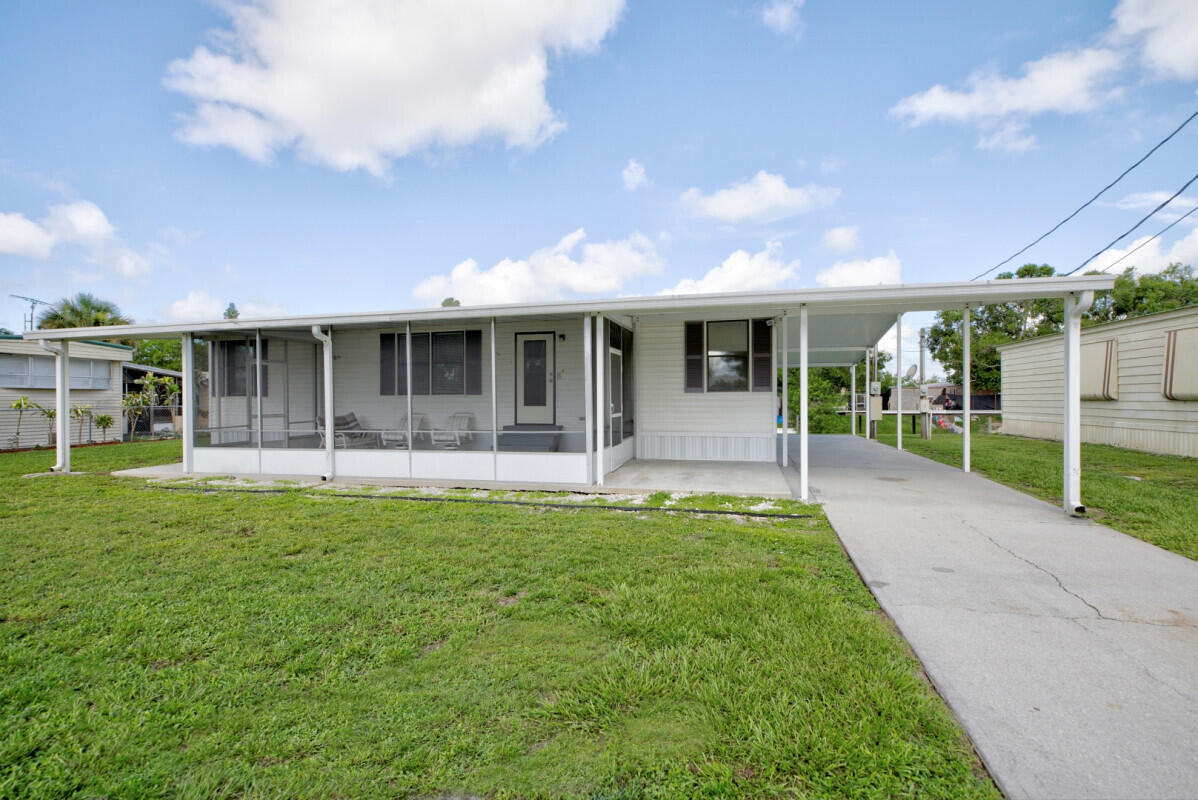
<box><xmin>70</xmin><ymin>404</ymin><xmax>93</xmax><ymax>444</ymax></box>
<box><xmin>123</xmin><ymin>391</ymin><xmax>149</xmax><ymax>441</ymax></box>
<box><xmin>0</xmin><ymin>327</ymin><xmax>13</xmax><ymax>335</ymax></box>
<box><xmin>441</xmin><ymin>297</ymin><xmax>461</xmax><ymax>307</ymax></box>
<box><xmin>224</xmin><ymin>303</ymin><xmax>240</xmax><ymax>319</ymax></box>
<box><xmin>132</xmin><ymin>339</ymin><xmax>183</xmax><ymax>372</ymax></box>
<box><xmin>35</xmin><ymin>404</ymin><xmax>56</xmax><ymax>446</ymax></box>
<box><xmin>37</xmin><ymin>293</ymin><xmax>132</xmax><ymax>329</ymax></box>
<box><xmin>1088</xmin><ymin>264</ymin><xmax>1198</xmax><ymax>322</ymax></box>
<box><xmin>9</xmin><ymin>397</ymin><xmax>33</xmax><ymax>449</ymax></box>
<box><xmin>94</xmin><ymin>413</ymin><xmax>115</xmax><ymax>442</ymax></box>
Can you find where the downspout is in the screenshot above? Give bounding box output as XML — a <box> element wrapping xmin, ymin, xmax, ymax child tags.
<box><xmin>40</xmin><ymin>340</ymin><xmax>69</xmax><ymax>472</ymax></box>
<box><xmin>311</xmin><ymin>325</ymin><xmax>335</xmax><ymax>481</ymax></box>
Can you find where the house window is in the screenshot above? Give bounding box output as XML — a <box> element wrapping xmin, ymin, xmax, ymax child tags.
<box><xmin>217</xmin><ymin>340</ymin><xmax>267</xmax><ymax>397</ymax></box>
<box><xmin>381</xmin><ymin>330</ymin><xmax>482</xmax><ymax>396</ymax></box>
<box><xmin>683</xmin><ymin>319</ymin><xmax>771</xmax><ymax>393</ymax></box>
<box><xmin>0</xmin><ymin>354</ymin><xmax>110</xmax><ymax>390</ymax></box>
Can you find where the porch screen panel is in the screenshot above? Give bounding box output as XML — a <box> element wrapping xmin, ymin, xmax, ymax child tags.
<box><xmin>411</xmin><ymin>333</ymin><xmax>430</xmax><ymax>395</ymax></box>
<box><xmin>432</xmin><ymin>332</ymin><xmax>465</xmax><ymax>395</ymax></box>
<box><xmin>684</xmin><ymin>322</ymin><xmax>704</xmax><ymax>392</ymax></box>
<box><xmin>751</xmin><ymin>318</ymin><xmax>771</xmax><ymax>392</ymax></box>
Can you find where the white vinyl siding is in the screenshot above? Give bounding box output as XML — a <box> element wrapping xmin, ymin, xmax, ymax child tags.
<box><xmin>635</xmin><ymin>318</ymin><xmax>775</xmax><ymax>461</ymax></box>
<box><xmin>1000</xmin><ymin>307</ymin><xmax>1198</xmax><ymax>457</ymax></box>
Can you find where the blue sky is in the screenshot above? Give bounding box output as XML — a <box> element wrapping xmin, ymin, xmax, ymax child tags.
<box><xmin>1</xmin><ymin>0</ymin><xmax>1196</xmax><ymax>363</ymax></box>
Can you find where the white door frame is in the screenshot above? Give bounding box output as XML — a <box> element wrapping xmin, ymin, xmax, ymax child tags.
<box><xmin>515</xmin><ymin>332</ymin><xmax>555</xmax><ymax>424</ymax></box>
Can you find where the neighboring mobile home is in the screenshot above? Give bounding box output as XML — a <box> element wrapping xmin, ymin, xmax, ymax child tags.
<box><xmin>24</xmin><ymin>275</ymin><xmax>1115</xmax><ymax>511</ymax></box>
<box><xmin>1000</xmin><ymin>305</ymin><xmax>1198</xmax><ymax>458</ymax></box>
<box><xmin>0</xmin><ymin>335</ymin><xmax>132</xmax><ymax>448</ymax></box>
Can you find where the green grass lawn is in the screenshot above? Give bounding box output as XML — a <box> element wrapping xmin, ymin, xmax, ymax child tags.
<box><xmin>1</xmin><ymin>441</ymin><xmax>996</xmax><ymax>799</ymax></box>
<box><xmin>873</xmin><ymin>417</ymin><xmax>1198</xmax><ymax>561</ymax></box>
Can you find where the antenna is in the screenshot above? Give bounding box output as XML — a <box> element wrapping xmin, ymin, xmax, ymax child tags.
<box><xmin>9</xmin><ymin>294</ymin><xmax>53</xmax><ymax>331</ymax></box>
<box><xmin>904</xmin><ymin>364</ymin><xmax>918</xmax><ymax>381</ymax></box>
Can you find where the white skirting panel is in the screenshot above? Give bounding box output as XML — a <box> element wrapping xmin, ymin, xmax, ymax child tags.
<box><xmin>497</xmin><ymin>452</ymin><xmax>588</xmax><ymax>484</ymax></box>
<box><xmin>411</xmin><ymin>451</ymin><xmax>494</xmax><ymax>481</ymax></box>
<box><xmin>262</xmin><ymin>449</ymin><xmax>327</xmax><ymax>476</ymax></box>
<box><xmin>604</xmin><ymin>436</ymin><xmax>635</xmax><ymax>473</ymax></box>
<box><xmin>336</xmin><ymin>449</ymin><xmax>412</xmax><ymax>479</ymax></box>
<box><xmin>193</xmin><ymin>447</ymin><xmax>260</xmax><ymax>475</ymax></box>
<box><xmin>637</xmin><ymin>432</ymin><xmax>775</xmax><ymax>462</ymax></box>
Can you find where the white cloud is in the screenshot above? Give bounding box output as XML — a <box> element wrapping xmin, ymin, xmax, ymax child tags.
<box><xmin>162</xmin><ymin>291</ymin><xmax>288</xmax><ymax>322</ymax></box>
<box><xmin>681</xmin><ymin>171</ymin><xmax>839</xmax><ymax>224</ymax></box>
<box><xmin>891</xmin><ymin>48</ymin><xmax>1124</xmax><ymax>150</ymax></box>
<box><xmin>0</xmin><ymin>200</ymin><xmax>149</xmax><ymax>277</ymax></box>
<box><xmin>819</xmin><ymin>156</ymin><xmax>844</xmax><ymax>174</ymax></box>
<box><xmin>662</xmin><ymin>240</ymin><xmax>799</xmax><ymax>295</ymax></box>
<box><xmin>976</xmin><ymin>120</ymin><xmax>1037</xmax><ymax>153</ymax></box>
<box><xmin>820</xmin><ymin>225</ymin><xmax>859</xmax><ymax>253</ymax></box>
<box><xmin>165</xmin><ymin>0</ymin><xmax>625</xmax><ymax>175</ymax></box>
<box><xmin>761</xmin><ymin>0</ymin><xmax>804</xmax><ymax>37</ymax></box>
<box><xmin>0</xmin><ymin>211</ymin><xmax>57</xmax><ymax>259</ymax></box>
<box><xmin>1111</xmin><ymin>0</ymin><xmax>1198</xmax><ymax>81</ymax></box>
<box><xmin>621</xmin><ymin>158</ymin><xmax>647</xmax><ymax>191</ymax></box>
<box><xmin>1090</xmin><ymin>226</ymin><xmax>1198</xmax><ymax>274</ymax></box>
<box><xmin>816</xmin><ymin>250</ymin><xmax>902</xmax><ymax>287</ymax></box>
<box><xmin>412</xmin><ymin>228</ymin><xmax>662</xmax><ymax>305</ymax></box>
<box><xmin>1112</xmin><ymin>191</ymin><xmax>1198</xmax><ymax>221</ymax></box>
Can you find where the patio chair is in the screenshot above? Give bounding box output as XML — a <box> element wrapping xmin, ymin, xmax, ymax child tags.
<box><xmin>316</xmin><ymin>412</ymin><xmax>381</xmax><ymax>449</ymax></box>
<box><xmin>431</xmin><ymin>412</ymin><xmax>475</xmax><ymax>449</ymax></box>
<box><xmin>380</xmin><ymin>413</ymin><xmax>428</xmax><ymax>449</ymax></box>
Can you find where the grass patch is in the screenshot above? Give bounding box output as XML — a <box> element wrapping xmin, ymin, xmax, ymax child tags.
<box><xmin>1</xmin><ymin>441</ymin><xmax>996</xmax><ymax>798</ymax></box>
<box><xmin>873</xmin><ymin>417</ymin><xmax>1198</xmax><ymax>561</ymax></box>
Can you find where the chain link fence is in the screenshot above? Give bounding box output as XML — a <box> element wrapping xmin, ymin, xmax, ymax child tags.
<box><xmin>1</xmin><ymin>403</ymin><xmax>182</xmax><ymax>451</ymax></box>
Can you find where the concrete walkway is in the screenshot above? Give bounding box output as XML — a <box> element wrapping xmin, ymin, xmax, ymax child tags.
<box><xmin>799</xmin><ymin>434</ymin><xmax>1198</xmax><ymax>800</ymax></box>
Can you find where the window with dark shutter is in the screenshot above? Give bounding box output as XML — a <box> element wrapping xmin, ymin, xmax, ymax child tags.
<box><xmin>684</xmin><ymin>321</ymin><xmax>704</xmax><ymax>392</ymax></box>
<box><xmin>431</xmin><ymin>332</ymin><xmax>465</xmax><ymax>394</ymax></box>
<box><xmin>465</xmin><ymin>329</ymin><xmax>482</xmax><ymax>395</ymax></box>
<box><xmin>380</xmin><ymin>333</ymin><xmax>396</xmax><ymax>394</ymax></box>
<box><xmin>751</xmin><ymin>318</ymin><xmax>772</xmax><ymax>392</ymax></box>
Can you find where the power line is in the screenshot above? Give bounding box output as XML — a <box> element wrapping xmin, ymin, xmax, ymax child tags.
<box><xmin>1095</xmin><ymin>203</ymin><xmax>1198</xmax><ymax>274</ymax></box>
<box><xmin>1064</xmin><ymin>169</ymin><xmax>1198</xmax><ymax>275</ymax></box>
<box><xmin>972</xmin><ymin>108</ymin><xmax>1198</xmax><ymax>280</ymax></box>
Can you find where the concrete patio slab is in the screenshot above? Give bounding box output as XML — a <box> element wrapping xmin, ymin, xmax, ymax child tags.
<box><xmin>799</xmin><ymin>434</ymin><xmax>1198</xmax><ymax>800</ymax></box>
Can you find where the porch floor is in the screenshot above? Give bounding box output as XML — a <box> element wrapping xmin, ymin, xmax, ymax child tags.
<box><xmin>113</xmin><ymin>458</ymin><xmax>793</xmax><ymax>498</ymax></box>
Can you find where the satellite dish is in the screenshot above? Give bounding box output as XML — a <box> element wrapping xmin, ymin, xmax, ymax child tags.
<box><xmin>904</xmin><ymin>364</ymin><xmax>918</xmax><ymax>380</ymax></box>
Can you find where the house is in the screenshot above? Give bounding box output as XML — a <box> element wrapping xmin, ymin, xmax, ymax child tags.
<box><xmin>24</xmin><ymin>275</ymin><xmax>1115</xmax><ymax>511</ymax></box>
<box><xmin>0</xmin><ymin>334</ymin><xmax>132</xmax><ymax>448</ymax></box>
<box><xmin>999</xmin><ymin>305</ymin><xmax>1198</xmax><ymax>458</ymax></box>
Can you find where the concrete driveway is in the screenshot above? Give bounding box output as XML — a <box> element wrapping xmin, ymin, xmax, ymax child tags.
<box><xmin>799</xmin><ymin>434</ymin><xmax>1198</xmax><ymax>800</ymax></box>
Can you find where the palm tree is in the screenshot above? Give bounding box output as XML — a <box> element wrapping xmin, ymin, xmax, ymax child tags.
<box><xmin>36</xmin><ymin>293</ymin><xmax>132</xmax><ymax>330</ymax></box>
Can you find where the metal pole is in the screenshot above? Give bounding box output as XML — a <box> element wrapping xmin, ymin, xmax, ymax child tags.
<box><xmin>311</xmin><ymin>326</ymin><xmax>334</xmax><ymax>480</ymax></box>
<box><xmin>255</xmin><ymin>329</ymin><xmax>263</xmax><ymax>474</ymax></box>
<box><xmin>781</xmin><ymin>312</ymin><xmax>789</xmax><ymax>466</ymax></box>
<box><xmin>850</xmin><ymin>363</ymin><xmax>857</xmax><ymax>437</ymax></box>
<box><xmin>182</xmin><ymin>333</ymin><xmax>194</xmax><ymax>473</ymax></box>
<box><xmin>406</xmin><ymin>322</ymin><xmax>413</xmax><ymax>477</ymax></box>
<box><xmin>896</xmin><ymin>313</ymin><xmax>903</xmax><ymax>452</ymax></box>
<box><xmin>799</xmin><ymin>305</ymin><xmax>808</xmax><ymax>502</ymax></box>
<box><xmin>490</xmin><ymin>317</ymin><xmax>498</xmax><ymax>480</ymax></box>
<box><xmin>1063</xmin><ymin>291</ymin><xmax>1094</xmax><ymax>513</ymax></box>
<box><xmin>962</xmin><ymin>306</ymin><xmax>971</xmax><ymax>473</ymax></box>
<box><xmin>583</xmin><ymin>314</ymin><xmax>594</xmax><ymax>484</ymax></box>
<box><xmin>594</xmin><ymin>315</ymin><xmax>604</xmax><ymax>485</ymax></box>
<box><xmin>919</xmin><ymin>327</ymin><xmax>928</xmax><ymax>439</ymax></box>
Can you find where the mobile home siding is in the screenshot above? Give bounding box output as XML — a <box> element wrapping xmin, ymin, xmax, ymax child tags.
<box><xmin>0</xmin><ymin>340</ymin><xmax>129</xmax><ymax>448</ymax></box>
<box><xmin>635</xmin><ymin>318</ymin><xmax>775</xmax><ymax>461</ymax></box>
<box><xmin>999</xmin><ymin>307</ymin><xmax>1198</xmax><ymax>457</ymax></box>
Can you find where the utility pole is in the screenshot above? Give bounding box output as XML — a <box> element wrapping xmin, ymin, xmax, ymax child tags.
<box><xmin>919</xmin><ymin>328</ymin><xmax>930</xmax><ymax>438</ymax></box>
<box><xmin>10</xmin><ymin>294</ymin><xmax>52</xmax><ymax>331</ymax></box>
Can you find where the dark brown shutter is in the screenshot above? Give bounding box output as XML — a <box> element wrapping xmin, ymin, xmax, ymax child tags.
<box><xmin>380</xmin><ymin>333</ymin><xmax>395</xmax><ymax>395</ymax></box>
<box><xmin>751</xmin><ymin>318</ymin><xmax>772</xmax><ymax>392</ymax></box>
<box><xmin>684</xmin><ymin>322</ymin><xmax>704</xmax><ymax>392</ymax></box>
<box><xmin>465</xmin><ymin>330</ymin><xmax>483</xmax><ymax>395</ymax></box>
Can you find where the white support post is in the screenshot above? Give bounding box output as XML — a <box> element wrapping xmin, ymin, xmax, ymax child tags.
<box><xmin>255</xmin><ymin>329</ymin><xmax>264</xmax><ymax>474</ymax></box>
<box><xmin>311</xmin><ymin>325</ymin><xmax>335</xmax><ymax>480</ymax></box>
<box><xmin>799</xmin><ymin>305</ymin><xmax>809</xmax><ymax>502</ymax></box>
<box><xmin>43</xmin><ymin>340</ymin><xmax>70</xmax><ymax>472</ymax></box>
<box><xmin>182</xmin><ymin>333</ymin><xmax>194</xmax><ymax>473</ymax></box>
<box><xmin>864</xmin><ymin>347</ymin><xmax>873</xmax><ymax>439</ymax></box>
<box><xmin>1063</xmin><ymin>291</ymin><xmax>1094</xmax><ymax>514</ymax></box>
<box><xmin>594</xmin><ymin>315</ymin><xmax>605</xmax><ymax>485</ymax></box>
<box><xmin>583</xmin><ymin>314</ymin><xmax>594</xmax><ymax>484</ymax></box>
<box><xmin>781</xmin><ymin>312</ymin><xmax>789</xmax><ymax>467</ymax></box>
<box><xmin>962</xmin><ymin>306</ymin><xmax>971</xmax><ymax>473</ymax></box>
<box><xmin>896</xmin><ymin>313</ymin><xmax>903</xmax><ymax>452</ymax></box>
<box><xmin>490</xmin><ymin>317</ymin><xmax>498</xmax><ymax>480</ymax></box>
<box><xmin>850</xmin><ymin>363</ymin><xmax>857</xmax><ymax>437</ymax></box>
